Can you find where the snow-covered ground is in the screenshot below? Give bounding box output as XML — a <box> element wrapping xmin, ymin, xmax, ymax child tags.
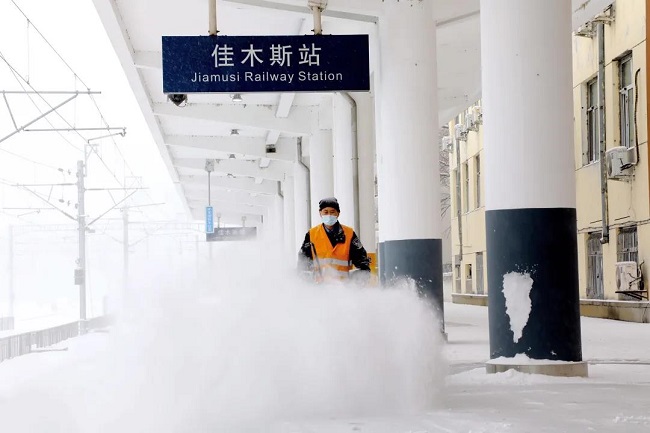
<box><xmin>0</xmin><ymin>245</ymin><xmax>648</xmax><ymax>432</ymax></box>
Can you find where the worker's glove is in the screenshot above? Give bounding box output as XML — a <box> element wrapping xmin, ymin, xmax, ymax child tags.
<box><xmin>349</xmin><ymin>269</ymin><xmax>371</xmax><ymax>287</ymax></box>
<box><xmin>298</xmin><ymin>269</ymin><xmax>314</xmax><ymax>283</ymax></box>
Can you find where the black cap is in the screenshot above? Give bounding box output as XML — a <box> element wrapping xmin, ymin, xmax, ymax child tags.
<box><xmin>318</xmin><ymin>197</ymin><xmax>340</xmax><ymax>212</ymax></box>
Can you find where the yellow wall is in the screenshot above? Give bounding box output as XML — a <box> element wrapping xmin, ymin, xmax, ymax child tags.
<box><xmin>450</xmin><ymin>110</ymin><xmax>487</xmax><ymax>294</ymax></box>
<box><xmin>572</xmin><ymin>0</ymin><xmax>648</xmax><ymax>299</ymax></box>
<box><xmin>450</xmin><ymin>1</ymin><xmax>648</xmax><ymax>300</ymax></box>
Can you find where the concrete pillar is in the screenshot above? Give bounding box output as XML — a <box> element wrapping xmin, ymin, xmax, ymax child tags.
<box><xmin>354</xmin><ymin>92</ymin><xmax>377</xmax><ymax>255</ymax></box>
<box><xmin>377</xmin><ymin>0</ymin><xmax>443</xmax><ymax>319</ymax></box>
<box><xmin>294</xmin><ymin>162</ymin><xmax>310</xmax><ymax>254</ymax></box>
<box><xmin>309</xmin><ymin>129</ymin><xmax>334</xmax><ymax>225</ymax></box>
<box><xmin>283</xmin><ymin>177</ymin><xmax>296</xmax><ymax>257</ymax></box>
<box><xmin>481</xmin><ymin>0</ymin><xmax>583</xmax><ymax>362</ymax></box>
<box><xmin>268</xmin><ymin>194</ymin><xmax>284</xmax><ymax>245</ymax></box>
<box><xmin>332</xmin><ymin>93</ymin><xmax>358</xmax><ymax>229</ymax></box>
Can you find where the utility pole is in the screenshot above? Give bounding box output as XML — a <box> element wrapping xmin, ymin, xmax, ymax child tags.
<box><xmin>123</xmin><ymin>206</ymin><xmax>129</xmax><ymax>289</ymax></box>
<box><xmin>6</xmin><ymin>226</ymin><xmax>15</xmax><ymax>331</ymax></box>
<box><xmin>8</xmin><ymin>226</ymin><xmax>14</xmax><ymax>320</ymax></box>
<box><xmin>76</xmin><ymin>160</ymin><xmax>87</xmax><ymax>322</ymax></box>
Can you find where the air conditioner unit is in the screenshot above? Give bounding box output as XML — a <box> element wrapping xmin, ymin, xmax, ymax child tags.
<box><xmin>606</xmin><ymin>147</ymin><xmax>635</xmax><ymax>180</ymax></box>
<box><xmin>465</xmin><ymin>112</ymin><xmax>477</xmax><ymax>131</ymax></box>
<box><xmin>455</xmin><ymin>124</ymin><xmax>468</xmax><ymax>141</ymax></box>
<box><xmin>472</xmin><ymin>106</ymin><xmax>483</xmax><ymax>125</ymax></box>
<box><xmin>615</xmin><ymin>261</ymin><xmax>639</xmax><ymax>291</ymax></box>
<box><xmin>441</xmin><ymin>136</ymin><xmax>453</xmax><ymax>150</ymax></box>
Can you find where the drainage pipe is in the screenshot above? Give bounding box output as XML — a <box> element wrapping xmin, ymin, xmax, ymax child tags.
<box><xmin>597</xmin><ymin>22</ymin><xmax>609</xmax><ymax>244</ymax></box>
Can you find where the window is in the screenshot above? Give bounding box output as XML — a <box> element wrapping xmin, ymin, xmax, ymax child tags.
<box><xmin>465</xmin><ymin>263</ymin><xmax>473</xmax><ymax>293</ymax></box>
<box><xmin>586</xmin><ymin>78</ymin><xmax>599</xmax><ymax>163</ymax></box>
<box><xmin>619</xmin><ymin>55</ymin><xmax>635</xmax><ymax>148</ymax></box>
<box><xmin>617</xmin><ymin>226</ymin><xmax>638</xmax><ymax>263</ymax></box>
<box><xmin>454</xmin><ymin>263</ymin><xmax>461</xmax><ymax>293</ymax></box>
<box><xmin>451</xmin><ymin>169</ymin><xmax>457</xmax><ymax>214</ymax></box>
<box><xmin>476</xmin><ymin>252</ymin><xmax>484</xmax><ymax>295</ymax></box>
<box><xmin>462</xmin><ymin>162</ymin><xmax>469</xmax><ymax>213</ymax></box>
<box><xmin>587</xmin><ymin>233</ymin><xmax>604</xmax><ymax>299</ymax></box>
<box><xmin>475</xmin><ymin>155</ymin><xmax>481</xmax><ymax>208</ymax></box>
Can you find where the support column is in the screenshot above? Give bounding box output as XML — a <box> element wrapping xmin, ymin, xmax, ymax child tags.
<box><xmin>377</xmin><ymin>1</ymin><xmax>443</xmax><ymax>320</ymax></box>
<box><xmin>283</xmin><ymin>177</ymin><xmax>296</xmax><ymax>257</ymax></box>
<box><xmin>294</xmin><ymin>162</ymin><xmax>310</xmax><ymax>254</ymax></box>
<box><xmin>271</xmin><ymin>194</ymin><xmax>284</xmax><ymax>245</ymax></box>
<box><xmin>481</xmin><ymin>0</ymin><xmax>584</xmax><ymax>370</ymax></box>
<box><xmin>309</xmin><ymin>129</ymin><xmax>334</xmax><ymax>225</ymax></box>
<box><xmin>332</xmin><ymin>93</ymin><xmax>358</xmax><ymax>229</ymax></box>
<box><xmin>355</xmin><ymin>92</ymin><xmax>378</xmax><ymax>256</ymax></box>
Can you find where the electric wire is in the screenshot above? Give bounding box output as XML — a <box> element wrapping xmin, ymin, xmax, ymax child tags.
<box><xmin>0</xmin><ymin>50</ymin><xmax>83</xmax><ymax>153</ymax></box>
<box><xmin>3</xmin><ymin>2</ymin><xmax>166</xmax><ymax>221</ymax></box>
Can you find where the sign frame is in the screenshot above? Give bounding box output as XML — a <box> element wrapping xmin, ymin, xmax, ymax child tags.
<box><xmin>162</xmin><ymin>34</ymin><xmax>370</xmax><ymax>94</ymax></box>
<box><xmin>205</xmin><ymin>206</ymin><xmax>214</xmax><ymax>234</ymax></box>
<box><xmin>206</xmin><ymin>226</ymin><xmax>257</xmax><ymax>242</ymax></box>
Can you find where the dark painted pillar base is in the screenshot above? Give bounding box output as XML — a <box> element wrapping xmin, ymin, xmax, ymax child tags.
<box><xmin>486</xmin><ymin>208</ymin><xmax>582</xmax><ymax>362</ymax></box>
<box><xmin>379</xmin><ymin>239</ymin><xmax>444</xmax><ymax>328</ymax></box>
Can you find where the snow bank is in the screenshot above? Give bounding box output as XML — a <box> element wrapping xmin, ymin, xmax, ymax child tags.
<box><xmin>0</xmin><ymin>242</ymin><xmax>446</xmax><ymax>432</ymax></box>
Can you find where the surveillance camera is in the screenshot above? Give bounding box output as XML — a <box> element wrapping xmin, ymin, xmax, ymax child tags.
<box><xmin>168</xmin><ymin>93</ymin><xmax>188</xmax><ymax>107</ymax></box>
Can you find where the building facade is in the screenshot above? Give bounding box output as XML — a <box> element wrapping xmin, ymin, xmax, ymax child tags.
<box><xmin>449</xmin><ymin>103</ymin><xmax>486</xmax><ymax>295</ymax></box>
<box><xmin>573</xmin><ymin>0</ymin><xmax>647</xmax><ymax>301</ymax></box>
<box><xmin>450</xmin><ymin>0</ymin><xmax>648</xmax><ymax>301</ymax></box>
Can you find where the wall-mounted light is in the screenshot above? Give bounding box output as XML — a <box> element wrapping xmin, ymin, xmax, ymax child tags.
<box><xmin>231</xmin><ymin>93</ymin><xmax>243</xmax><ymax>102</ymax></box>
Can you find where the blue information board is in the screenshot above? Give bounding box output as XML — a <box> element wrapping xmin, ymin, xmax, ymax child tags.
<box><xmin>162</xmin><ymin>35</ymin><xmax>370</xmax><ymax>93</ymax></box>
<box><xmin>206</xmin><ymin>226</ymin><xmax>257</xmax><ymax>242</ymax></box>
<box><xmin>205</xmin><ymin>206</ymin><xmax>214</xmax><ymax>233</ymax></box>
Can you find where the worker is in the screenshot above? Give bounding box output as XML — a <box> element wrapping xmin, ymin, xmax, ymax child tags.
<box><xmin>298</xmin><ymin>197</ymin><xmax>371</xmax><ymax>283</ymax></box>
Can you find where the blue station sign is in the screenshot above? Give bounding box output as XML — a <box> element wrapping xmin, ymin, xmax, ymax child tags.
<box><xmin>162</xmin><ymin>35</ymin><xmax>370</xmax><ymax>93</ymax></box>
<box><xmin>206</xmin><ymin>226</ymin><xmax>257</xmax><ymax>242</ymax></box>
<box><xmin>205</xmin><ymin>206</ymin><xmax>214</xmax><ymax>234</ymax></box>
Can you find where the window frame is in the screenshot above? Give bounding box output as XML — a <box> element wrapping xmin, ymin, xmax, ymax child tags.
<box><xmin>617</xmin><ymin>226</ymin><xmax>638</xmax><ymax>263</ymax></box>
<box><xmin>462</xmin><ymin>162</ymin><xmax>469</xmax><ymax>213</ymax></box>
<box><xmin>586</xmin><ymin>78</ymin><xmax>599</xmax><ymax>163</ymax></box>
<box><xmin>475</xmin><ymin>155</ymin><xmax>481</xmax><ymax>208</ymax></box>
<box><xmin>587</xmin><ymin>232</ymin><xmax>604</xmax><ymax>299</ymax></box>
<box><xmin>618</xmin><ymin>54</ymin><xmax>635</xmax><ymax>149</ymax></box>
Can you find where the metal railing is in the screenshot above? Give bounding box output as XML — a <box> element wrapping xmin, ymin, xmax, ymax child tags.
<box><xmin>0</xmin><ymin>316</ymin><xmax>111</xmax><ymax>364</ymax></box>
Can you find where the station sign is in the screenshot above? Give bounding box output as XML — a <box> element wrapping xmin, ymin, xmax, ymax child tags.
<box><xmin>205</xmin><ymin>206</ymin><xmax>214</xmax><ymax>234</ymax></box>
<box><xmin>162</xmin><ymin>35</ymin><xmax>370</xmax><ymax>93</ymax></box>
<box><xmin>206</xmin><ymin>226</ymin><xmax>257</xmax><ymax>242</ymax></box>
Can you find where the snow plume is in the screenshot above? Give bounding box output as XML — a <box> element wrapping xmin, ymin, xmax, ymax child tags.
<box><xmin>1</xmin><ymin>242</ymin><xmax>444</xmax><ymax>432</ymax></box>
<box><xmin>502</xmin><ymin>272</ymin><xmax>534</xmax><ymax>343</ymax></box>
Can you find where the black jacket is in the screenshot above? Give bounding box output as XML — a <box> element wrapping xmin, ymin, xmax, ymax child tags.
<box><xmin>298</xmin><ymin>222</ymin><xmax>371</xmax><ymax>271</ymax></box>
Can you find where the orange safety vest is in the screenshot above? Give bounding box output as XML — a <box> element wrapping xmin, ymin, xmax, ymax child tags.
<box><xmin>309</xmin><ymin>224</ymin><xmax>354</xmax><ymax>281</ymax></box>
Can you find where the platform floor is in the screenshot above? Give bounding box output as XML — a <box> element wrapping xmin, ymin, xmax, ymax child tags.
<box><xmin>0</xmin><ymin>302</ymin><xmax>648</xmax><ymax>432</ymax></box>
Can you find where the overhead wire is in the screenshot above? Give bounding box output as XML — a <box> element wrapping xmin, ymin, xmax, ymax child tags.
<box><xmin>10</xmin><ymin>0</ymin><xmax>93</xmax><ymax>90</ymax></box>
<box><xmin>3</xmin><ymin>1</ymin><xmax>166</xmax><ymax>220</ymax></box>
<box><xmin>0</xmin><ymin>50</ymin><xmax>83</xmax><ymax>153</ymax></box>
<box><xmin>0</xmin><ymin>28</ymin><xmax>123</xmax><ymax>189</ymax></box>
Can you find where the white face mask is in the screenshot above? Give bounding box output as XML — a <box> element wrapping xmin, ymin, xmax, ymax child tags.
<box><xmin>321</xmin><ymin>215</ymin><xmax>338</xmax><ymax>226</ymax></box>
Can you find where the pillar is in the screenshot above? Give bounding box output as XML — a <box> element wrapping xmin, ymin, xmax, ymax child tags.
<box><xmin>294</xmin><ymin>162</ymin><xmax>311</xmax><ymax>254</ymax></box>
<box><xmin>283</xmin><ymin>177</ymin><xmax>296</xmax><ymax>257</ymax></box>
<box><xmin>377</xmin><ymin>0</ymin><xmax>443</xmax><ymax>319</ymax></box>
<box><xmin>332</xmin><ymin>93</ymin><xmax>358</xmax><ymax>229</ymax></box>
<box><xmin>481</xmin><ymin>0</ymin><xmax>583</xmax><ymax>362</ymax></box>
<box><xmin>354</xmin><ymin>92</ymin><xmax>378</xmax><ymax>255</ymax></box>
<box><xmin>309</xmin><ymin>129</ymin><xmax>334</xmax><ymax>225</ymax></box>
